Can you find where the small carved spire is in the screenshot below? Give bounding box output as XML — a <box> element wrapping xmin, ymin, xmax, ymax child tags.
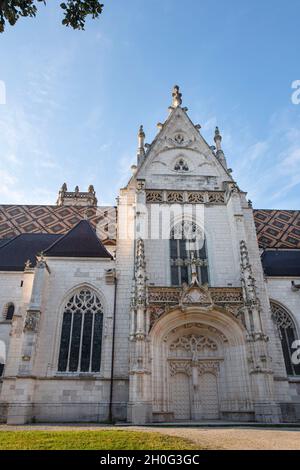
<box><xmin>214</xmin><ymin>126</ymin><xmax>227</xmax><ymax>168</ymax></box>
<box><xmin>24</xmin><ymin>259</ymin><xmax>32</xmax><ymax>270</ymax></box>
<box><xmin>61</xmin><ymin>182</ymin><xmax>67</xmax><ymax>192</ymax></box>
<box><xmin>75</xmin><ymin>185</ymin><xmax>79</xmax><ymax>193</ymax></box>
<box><xmin>214</xmin><ymin>127</ymin><xmax>222</xmax><ymax>150</ymax></box>
<box><xmin>240</xmin><ymin>240</ymin><xmax>258</xmax><ymax>304</ymax></box>
<box><xmin>88</xmin><ymin>185</ymin><xmax>95</xmax><ymax>194</ymax></box>
<box><xmin>172</xmin><ymin>85</ymin><xmax>182</xmax><ymax>108</ymax></box>
<box><xmin>137</xmin><ymin>125</ymin><xmax>145</xmax><ymax>165</ymax></box>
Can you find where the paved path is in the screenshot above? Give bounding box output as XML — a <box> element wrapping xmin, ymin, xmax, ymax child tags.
<box><xmin>0</xmin><ymin>424</ymin><xmax>300</xmax><ymax>450</ymax></box>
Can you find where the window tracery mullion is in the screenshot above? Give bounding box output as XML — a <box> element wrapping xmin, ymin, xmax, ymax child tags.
<box><xmin>77</xmin><ymin>311</ymin><xmax>85</xmax><ymax>373</ymax></box>
<box><xmin>66</xmin><ymin>311</ymin><xmax>74</xmax><ymax>372</ymax></box>
<box><xmin>89</xmin><ymin>312</ymin><xmax>96</xmax><ymax>373</ymax></box>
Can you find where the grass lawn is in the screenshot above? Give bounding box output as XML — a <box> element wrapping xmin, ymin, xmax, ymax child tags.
<box><xmin>0</xmin><ymin>430</ymin><xmax>199</xmax><ymax>450</ymax></box>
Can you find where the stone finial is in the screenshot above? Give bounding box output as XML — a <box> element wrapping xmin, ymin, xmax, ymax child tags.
<box><xmin>138</xmin><ymin>125</ymin><xmax>145</xmax><ymax>149</ymax></box>
<box><xmin>214</xmin><ymin>127</ymin><xmax>222</xmax><ymax>149</ymax></box>
<box><xmin>172</xmin><ymin>85</ymin><xmax>182</xmax><ymax>108</ymax></box>
<box><xmin>214</xmin><ymin>126</ymin><xmax>227</xmax><ymax>168</ymax></box>
<box><xmin>61</xmin><ymin>182</ymin><xmax>67</xmax><ymax>192</ymax></box>
<box><xmin>137</xmin><ymin>125</ymin><xmax>145</xmax><ymax>165</ymax></box>
<box><xmin>88</xmin><ymin>185</ymin><xmax>95</xmax><ymax>194</ymax></box>
<box><xmin>75</xmin><ymin>185</ymin><xmax>79</xmax><ymax>193</ymax></box>
<box><xmin>138</xmin><ymin>124</ymin><xmax>145</xmax><ymax>139</ymax></box>
<box><xmin>24</xmin><ymin>259</ymin><xmax>32</xmax><ymax>270</ymax></box>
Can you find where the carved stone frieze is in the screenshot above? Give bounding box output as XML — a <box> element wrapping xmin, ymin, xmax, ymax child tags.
<box><xmin>145</xmin><ymin>190</ymin><xmax>226</xmax><ymax>205</ymax></box>
<box><xmin>148</xmin><ymin>286</ymin><xmax>243</xmax><ymax>305</ymax></box>
<box><xmin>169</xmin><ymin>334</ymin><xmax>218</xmax><ymax>353</ymax></box>
<box><xmin>169</xmin><ymin>359</ymin><xmax>220</xmax><ymax>377</ymax></box>
<box><xmin>145</xmin><ymin>191</ymin><xmax>163</xmax><ymax>203</ymax></box>
<box><xmin>148</xmin><ymin>286</ymin><xmax>243</xmax><ymax>329</ymax></box>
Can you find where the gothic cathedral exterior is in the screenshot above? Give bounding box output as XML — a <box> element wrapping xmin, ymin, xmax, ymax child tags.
<box><xmin>0</xmin><ymin>87</ymin><xmax>299</xmax><ymax>424</ymax></box>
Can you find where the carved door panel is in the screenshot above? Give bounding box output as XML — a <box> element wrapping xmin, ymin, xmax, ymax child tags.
<box><xmin>171</xmin><ymin>372</ymin><xmax>191</xmax><ymax>420</ymax></box>
<box><xmin>200</xmin><ymin>372</ymin><xmax>219</xmax><ymax>420</ymax></box>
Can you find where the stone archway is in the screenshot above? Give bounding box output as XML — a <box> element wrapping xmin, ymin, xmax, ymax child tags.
<box><xmin>150</xmin><ymin>308</ymin><xmax>252</xmax><ymax>423</ymax></box>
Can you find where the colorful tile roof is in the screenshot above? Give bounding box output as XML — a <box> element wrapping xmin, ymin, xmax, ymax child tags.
<box><xmin>253</xmin><ymin>209</ymin><xmax>300</xmax><ymax>249</ymax></box>
<box><xmin>0</xmin><ymin>205</ymin><xmax>299</xmax><ymax>249</ymax></box>
<box><xmin>0</xmin><ymin>205</ymin><xmax>116</xmax><ymax>246</ymax></box>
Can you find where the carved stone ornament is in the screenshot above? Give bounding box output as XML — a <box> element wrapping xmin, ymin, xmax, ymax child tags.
<box><xmin>169</xmin><ymin>334</ymin><xmax>218</xmax><ymax>353</ymax></box>
<box><xmin>136</xmin><ymin>180</ymin><xmax>146</xmax><ymax>191</ymax></box>
<box><xmin>168</xmin><ymin>135</ymin><xmax>195</xmax><ymax>148</ymax></box>
<box><xmin>180</xmin><ymin>283</ymin><xmax>213</xmax><ymax>307</ymax></box>
<box><xmin>169</xmin><ymin>359</ymin><xmax>220</xmax><ymax>377</ymax></box>
<box><xmin>145</xmin><ymin>190</ymin><xmax>226</xmax><ymax>205</ymax></box>
<box><xmin>197</xmin><ymin>361</ymin><xmax>220</xmax><ymax>376</ymax></box>
<box><xmin>24</xmin><ymin>310</ymin><xmax>40</xmax><ymax>333</ymax></box>
<box><xmin>148</xmin><ymin>286</ymin><xmax>244</xmax><ymax>329</ymax></box>
<box><xmin>169</xmin><ymin>360</ymin><xmax>192</xmax><ymax>377</ymax></box>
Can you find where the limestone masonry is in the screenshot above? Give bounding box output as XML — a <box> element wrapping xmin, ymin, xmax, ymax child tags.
<box><xmin>0</xmin><ymin>87</ymin><xmax>299</xmax><ymax>424</ymax></box>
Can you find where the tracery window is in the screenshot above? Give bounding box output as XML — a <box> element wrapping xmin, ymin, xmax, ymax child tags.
<box><xmin>58</xmin><ymin>289</ymin><xmax>104</xmax><ymax>373</ymax></box>
<box><xmin>170</xmin><ymin>221</ymin><xmax>208</xmax><ymax>286</ymax></box>
<box><xmin>3</xmin><ymin>303</ymin><xmax>15</xmax><ymax>321</ymax></box>
<box><xmin>174</xmin><ymin>158</ymin><xmax>189</xmax><ymax>172</ymax></box>
<box><xmin>271</xmin><ymin>302</ymin><xmax>300</xmax><ymax>376</ymax></box>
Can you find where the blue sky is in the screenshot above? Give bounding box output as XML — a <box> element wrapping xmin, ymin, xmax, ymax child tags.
<box><xmin>0</xmin><ymin>0</ymin><xmax>299</xmax><ymax>208</ymax></box>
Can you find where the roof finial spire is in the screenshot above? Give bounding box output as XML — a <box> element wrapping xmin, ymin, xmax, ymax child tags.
<box><xmin>137</xmin><ymin>124</ymin><xmax>145</xmax><ymax>165</ymax></box>
<box><xmin>172</xmin><ymin>85</ymin><xmax>182</xmax><ymax>107</ymax></box>
<box><xmin>214</xmin><ymin>126</ymin><xmax>227</xmax><ymax>169</ymax></box>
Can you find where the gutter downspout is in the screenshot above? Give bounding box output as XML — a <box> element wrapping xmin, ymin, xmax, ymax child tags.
<box><xmin>108</xmin><ymin>270</ymin><xmax>117</xmax><ymax>423</ymax></box>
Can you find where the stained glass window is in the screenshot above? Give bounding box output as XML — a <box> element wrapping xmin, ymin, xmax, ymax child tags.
<box><xmin>58</xmin><ymin>289</ymin><xmax>104</xmax><ymax>373</ymax></box>
<box><xmin>271</xmin><ymin>302</ymin><xmax>300</xmax><ymax>377</ymax></box>
<box><xmin>170</xmin><ymin>221</ymin><xmax>208</xmax><ymax>286</ymax></box>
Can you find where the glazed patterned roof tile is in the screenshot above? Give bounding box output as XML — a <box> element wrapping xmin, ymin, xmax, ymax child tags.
<box><xmin>0</xmin><ymin>205</ymin><xmax>117</xmax><ymax>246</ymax></box>
<box><xmin>0</xmin><ymin>205</ymin><xmax>299</xmax><ymax>249</ymax></box>
<box><xmin>253</xmin><ymin>209</ymin><xmax>300</xmax><ymax>249</ymax></box>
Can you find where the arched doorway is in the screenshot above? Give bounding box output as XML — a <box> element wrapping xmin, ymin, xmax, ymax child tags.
<box><xmin>150</xmin><ymin>308</ymin><xmax>252</xmax><ymax>423</ymax></box>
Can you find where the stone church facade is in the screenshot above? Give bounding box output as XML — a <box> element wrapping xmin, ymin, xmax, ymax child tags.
<box><xmin>0</xmin><ymin>87</ymin><xmax>299</xmax><ymax>424</ymax></box>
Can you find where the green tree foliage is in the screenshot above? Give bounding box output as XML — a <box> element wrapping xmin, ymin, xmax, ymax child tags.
<box><xmin>0</xmin><ymin>0</ymin><xmax>104</xmax><ymax>33</ymax></box>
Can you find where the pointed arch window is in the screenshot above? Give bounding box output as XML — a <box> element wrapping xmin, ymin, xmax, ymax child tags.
<box><xmin>170</xmin><ymin>221</ymin><xmax>208</xmax><ymax>286</ymax></box>
<box><xmin>271</xmin><ymin>302</ymin><xmax>300</xmax><ymax>376</ymax></box>
<box><xmin>58</xmin><ymin>289</ymin><xmax>104</xmax><ymax>373</ymax></box>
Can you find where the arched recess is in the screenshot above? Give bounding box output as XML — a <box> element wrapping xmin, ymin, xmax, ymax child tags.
<box><xmin>150</xmin><ymin>307</ymin><xmax>252</xmax><ymax>421</ymax></box>
<box><xmin>54</xmin><ymin>284</ymin><xmax>107</xmax><ymax>374</ymax></box>
<box><xmin>271</xmin><ymin>300</ymin><xmax>300</xmax><ymax>377</ymax></box>
<box><xmin>2</xmin><ymin>302</ymin><xmax>15</xmax><ymax>321</ymax></box>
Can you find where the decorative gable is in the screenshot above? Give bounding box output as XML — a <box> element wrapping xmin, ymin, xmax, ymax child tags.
<box><xmin>132</xmin><ymin>87</ymin><xmax>233</xmax><ymax>191</ymax></box>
